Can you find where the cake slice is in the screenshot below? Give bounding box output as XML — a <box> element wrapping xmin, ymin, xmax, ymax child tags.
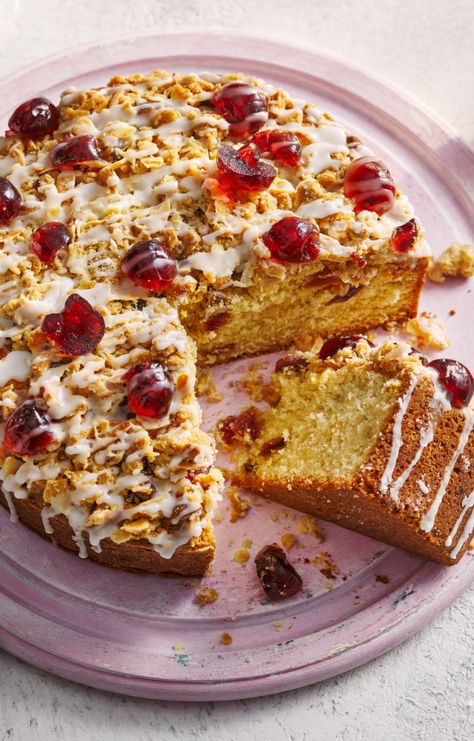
<box><xmin>0</xmin><ymin>291</ymin><xmax>223</xmax><ymax>575</ymax></box>
<box><xmin>233</xmin><ymin>339</ymin><xmax>474</xmax><ymax>564</ymax></box>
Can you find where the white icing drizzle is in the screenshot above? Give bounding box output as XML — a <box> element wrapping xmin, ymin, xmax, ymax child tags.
<box><xmin>3</xmin><ymin>489</ymin><xmax>18</xmax><ymax>522</ymax></box>
<box><xmin>421</xmin><ymin>407</ymin><xmax>474</xmax><ymax>533</ymax></box>
<box><xmin>380</xmin><ymin>376</ymin><xmax>418</xmax><ymax>494</ymax></box>
<box><xmin>0</xmin><ymin>351</ymin><xmax>32</xmax><ymax>387</ymax></box>
<box><xmin>389</xmin><ymin>419</ymin><xmax>436</xmax><ymax>503</ymax></box>
<box><xmin>446</xmin><ymin>488</ymin><xmax>474</xmax><ymax>559</ymax></box>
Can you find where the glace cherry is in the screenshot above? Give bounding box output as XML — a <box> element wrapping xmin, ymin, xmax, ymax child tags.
<box><xmin>428</xmin><ymin>358</ymin><xmax>474</xmax><ymax>408</ymax></box>
<box><xmin>217</xmin><ymin>144</ymin><xmax>276</xmax><ymax>195</ymax></box>
<box><xmin>31</xmin><ymin>222</ymin><xmax>71</xmax><ymax>264</ymax></box>
<box><xmin>212</xmin><ymin>82</ymin><xmax>268</xmax><ymax>138</ymax></box>
<box><xmin>3</xmin><ymin>399</ymin><xmax>54</xmax><ymax>456</ymax></box>
<box><xmin>124</xmin><ymin>361</ymin><xmax>175</xmax><ymax>419</ymax></box>
<box><xmin>319</xmin><ymin>335</ymin><xmax>371</xmax><ymax>360</ymax></box>
<box><xmin>50</xmin><ymin>135</ymin><xmax>102</xmax><ymax>169</ymax></box>
<box><xmin>42</xmin><ymin>294</ymin><xmax>105</xmax><ymax>356</ymax></box>
<box><xmin>121</xmin><ymin>239</ymin><xmax>177</xmax><ymax>292</ymax></box>
<box><xmin>0</xmin><ymin>177</ymin><xmax>22</xmax><ymax>225</ymax></box>
<box><xmin>8</xmin><ymin>97</ymin><xmax>59</xmax><ymax>140</ymax></box>
<box><xmin>344</xmin><ymin>156</ymin><xmax>396</xmax><ymax>215</ymax></box>
<box><xmin>255</xmin><ymin>543</ymin><xmax>303</xmax><ymax>601</ymax></box>
<box><xmin>263</xmin><ymin>217</ymin><xmax>320</xmax><ymax>263</ymax></box>
<box><xmin>251</xmin><ymin>130</ymin><xmax>301</xmax><ymax>166</ymax></box>
<box><xmin>390</xmin><ymin>218</ymin><xmax>418</xmax><ymax>253</ymax></box>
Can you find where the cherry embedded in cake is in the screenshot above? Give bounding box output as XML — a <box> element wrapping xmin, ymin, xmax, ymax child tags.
<box><xmin>0</xmin><ymin>177</ymin><xmax>22</xmax><ymax>225</ymax></box>
<box><xmin>251</xmin><ymin>130</ymin><xmax>302</xmax><ymax>166</ymax></box>
<box><xmin>212</xmin><ymin>81</ymin><xmax>268</xmax><ymax>138</ymax></box>
<box><xmin>428</xmin><ymin>358</ymin><xmax>474</xmax><ymax>408</ymax></box>
<box><xmin>31</xmin><ymin>222</ymin><xmax>71</xmax><ymax>264</ymax></box>
<box><xmin>3</xmin><ymin>399</ymin><xmax>54</xmax><ymax>456</ymax></box>
<box><xmin>8</xmin><ymin>97</ymin><xmax>59</xmax><ymax>140</ymax></box>
<box><xmin>121</xmin><ymin>239</ymin><xmax>177</xmax><ymax>291</ymax></box>
<box><xmin>50</xmin><ymin>135</ymin><xmax>102</xmax><ymax>169</ymax></box>
<box><xmin>319</xmin><ymin>335</ymin><xmax>372</xmax><ymax>360</ymax></box>
<box><xmin>124</xmin><ymin>361</ymin><xmax>175</xmax><ymax>419</ymax></box>
<box><xmin>263</xmin><ymin>217</ymin><xmax>320</xmax><ymax>263</ymax></box>
<box><xmin>41</xmin><ymin>294</ymin><xmax>105</xmax><ymax>356</ymax></box>
<box><xmin>216</xmin><ymin>144</ymin><xmax>276</xmax><ymax>195</ymax></box>
<box><xmin>343</xmin><ymin>156</ymin><xmax>396</xmax><ymax>214</ymax></box>
<box><xmin>391</xmin><ymin>219</ymin><xmax>418</xmax><ymax>254</ymax></box>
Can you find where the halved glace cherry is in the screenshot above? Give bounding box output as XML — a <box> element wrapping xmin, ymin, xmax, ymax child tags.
<box><xmin>344</xmin><ymin>156</ymin><xmax>396</xmax><ymax>215</ymax></box>
<box><xmin>428</xmin><ymin>358</ymin><xmax>474</xmax><ymax>408</ymax></box>
<box><xmin>255</xmin><ymin>543</ymin><xmax>303</xmax><ymax>601</ymax></box>
<box><xmin>212</xmin><ymin>82</ymin><xmax>268</xmax><ymax>138</ymax></box>
<box><xmin>31</xmin><ymin>222</ymin><xmax>71</xmax><ymax>264</ymax></box>
<box><xmin>124</xmin><ymin>361</ymin><xmax>174</xmax><ymax>419</ymax></box>
<box><xmin>3</xmin><ymin>399</ymin><xmax>54</xmax><ymax>456</ymax></box>
<box><xmin>263</xmin><ymin>217</ymin><xmax>320</xmax><ymax>263</ymax></box>
<box><xmin>390</xmin><ymin>218</ymin><xmax>418</xmax><ymax>253</ymax></box>
<box><xmin>319</xmin><ymin>334</ymin><xmax>371</xmax><ymax>360</ymax></box>
<box><xmin>251</xmin><ymin>130</ymin><xmax>301</xmax><ymax>166</ymax></box>
<box><xmin>121</xmin><ymin>239</ymin><xmax>177</xmax><ymax>292</ymax></box>
<box><xmin>217</xmin><ymin>144</ymin><xmax>276</xmax><ymax>195</ymax></box>
<box><xmin>50</xmin><ymin>135</ymin><xmax>102</xmax><ymax>169</ymax></box>
<box><xmin>8</xmin><ymin>97</ymin><xmax>59</xmax><ymax>140</ymax></box>
<box><xmin>0</xmin><ymin>177</ymin><xmax>22</xmax><ymax>225</ymax></box>
<box><xmin>42</xmin><ymin>294</ymin><xmax>105</xmax><ymax>356</ymax></box>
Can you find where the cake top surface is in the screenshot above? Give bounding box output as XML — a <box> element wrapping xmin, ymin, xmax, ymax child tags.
<box><xmin>0</xmin><ymin>68</ymin><xmax>430</xmax><ymax>319</ymax></box>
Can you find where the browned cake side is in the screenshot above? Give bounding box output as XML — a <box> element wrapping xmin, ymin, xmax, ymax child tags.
<box><xmin>0</xmin><ymin>488</ymin><xmax>215</xmax><ymax>576</ymax></box>
<box><xmin>234</xmin><ymin>350</ymin><xmax>474</xmax><ymax>564</ymax></box>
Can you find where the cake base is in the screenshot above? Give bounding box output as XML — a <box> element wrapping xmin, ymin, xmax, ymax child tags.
<box><xmin>0</xmin><ymin>490</ymin><xmax>215</xmax><ymax>576</ymax></box>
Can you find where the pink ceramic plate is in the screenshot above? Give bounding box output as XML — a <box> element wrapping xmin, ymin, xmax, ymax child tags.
<box><xmin>0</xmin><ymin>31</ymin><xmax>473</xmax><ymax>701</ymax></box>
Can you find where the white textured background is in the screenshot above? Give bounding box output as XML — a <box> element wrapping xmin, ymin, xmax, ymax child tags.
<box><xmin>0</xmin><ymin>1</ymin><xmax>473</xmax><ymax>739</ymax></box>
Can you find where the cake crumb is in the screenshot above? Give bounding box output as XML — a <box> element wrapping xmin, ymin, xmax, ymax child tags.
<box><xmin>220</xmin><ymin>631</ymin><xmax>233</xmax><ymax>645</ymax></box>
<box><xmin>281</xmin><ymin>533</ymin><xmax>297</xmax><ymax>551</ymax></box>
<box><xmin>375</xmin><ymin>573</ymin><xmax>390</xmax><ymax>583</ymax></box>
<box><xmin>195</xmin><ymin>587</ymin><xmax>219</xmax><ymax>606</ymax></box>
<box><xmin>402</xmin><ymin>312</ymin><xmax>449</xmax><ymax>350</ymax></box>
<box><xmin>428</xmin><ymin>242</ymin><xmax>474</xmax><ymax>282</ymax></box>
<box><xmin>312</xmin><ymin>551</ymin><xmax>339</xmax><ymax>579</ymax></box>
<box><xmin>233</xmin><ymin>548</ymin><xmax>250</xmax><ymax>565</ymax></box>
<box><xmin>195</xmin><ymin>368</ymin><xmax>223</xmax><ymax>403</ymax></box>
<box><xmin>227</xmin><ymin>486</ymin><xmax>251</xmax><ymax>522</ymax></box>
<box><xmin>172</xmin><ymin>642</ymin><xmax>186</xmax><ymax>652</ymax></box>
<box><xmin>242</xmin><ymin>538</ymin><xmax>253</xmax><ymax>549</ymax></box>
<box><xmin>449</xmin><ymin>309</ymin><xmax>456</xmax><ymax>316</ymax></box>
<box><xmin>296</xmin><ymin>515</ymin><xmax>326</xmax><ymax>542</ymax></box>
<box><xmin>273</xmin><ymin>621</ymin><xmax>284</xmax><ymax>631</ymax></box>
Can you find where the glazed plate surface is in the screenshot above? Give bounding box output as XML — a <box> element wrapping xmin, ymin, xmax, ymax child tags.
<box><xmin>0</xmin><ymin>31</ymin><xmax>473</xmax><ymax>700</ymax></box>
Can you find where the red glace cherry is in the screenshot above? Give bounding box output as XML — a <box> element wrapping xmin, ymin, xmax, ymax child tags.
<box><xmin>124</xmin><ymin>361</ymin><xmax>175</xmax><ymax>419</ymax></box>
<box><xmin>428</xmin><ymin>359</ymin><xmax>474</xmax><ymax>408</ymax></box>
<box><xmin>31</xmin><ymin>222</ymin><xmax>71</xmax><ymax>264</ymax></box>
<box><xmin>319</xmin><ymin>335</ymin><xmax>372</xmax><ymax>360</ymax></box>
<box><xmin>8</xmin><ymin>97</ymin><xmax>59</xmax><ymax>140</ymax></box>
<box><xmin>41</xmin><ymin>294</ymin><xmax>105</xmax><ymax>356</ymax></box>
<box><xmin>3</xmin><ymin>399</ymin><xmax>54</xmax><ymax>456</ymax></box>
<box><xmin>344</xmin><ymin>156</ymin><xmax>396</xmax><ymax>215</ymax></box>
<box><xmin>255</xmin><ymin>543</ymin><xmax>303</xmax><ymax>601</ymax></box>
<box><xmin>251</xmin><ymin>130</ymin><xmax>302</xmax><ymax>166</ymax></box>
<box><xmin>121</xmin><ymin>239</ymin><xmax>177</xmax><ymax>292</ymax></box>
<box><xmin>263</xmin><ymin>217</ymin><xmax>320</xmax><ymax>263</ymax></box>
<box><xmin>50</xmin><ymin>135</ymin><xmax>102</xmax><ymax>169</ymax></box>
<box><xmin>217</xmin><ymin>144</ymin><xmax>276</xmax><ymax>195</ymax></box>
<box><xmin>212</xmin><ymin>82</ymin><xmax>268</xmax><ymax>138</ymax></box>
<box><xmin>390</xmin><ymin>218</ymin><xmax>418</xmax><ymax>253</ymax></box>
<box><xmin>0</xmin><ymin>177</ymin><xmax>22</xmax><ymax>225</ymax></box>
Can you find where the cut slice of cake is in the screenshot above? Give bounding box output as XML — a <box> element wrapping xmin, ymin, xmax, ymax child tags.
<box><xmin>233</xmin><ymin>339</ymin><xmax>474</xmax><ymax>564</ymax></box>
<box><xmin>0</xmin><ymin>292</ymin><xmax>223</xmax><ymax>575</ymax></box>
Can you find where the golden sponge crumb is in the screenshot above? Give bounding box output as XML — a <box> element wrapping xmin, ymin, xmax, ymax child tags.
<box><xmin>195</xmin><ymin>586</ymin><xmax>219</xmax><ymax>605</ymax></box>
<box><xmin>429</xmin><ymin>243</ymin><xmax>474</xmax><ymax>282</ymax></box>
<box><xmin>402</xmin><ymin>312</ymin><xmax>449</xmax><ymax>350</ymax></box>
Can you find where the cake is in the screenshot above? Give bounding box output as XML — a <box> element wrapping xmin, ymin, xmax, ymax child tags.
<box><xmin>233</xmin><ymin>338</ymin><xmax>474</xmax><ymax>564</ymax></box>
<box><xmin>0</xmin><ymin>67</ymin><xmax>458</xmax><ymax>575</ymax></box>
